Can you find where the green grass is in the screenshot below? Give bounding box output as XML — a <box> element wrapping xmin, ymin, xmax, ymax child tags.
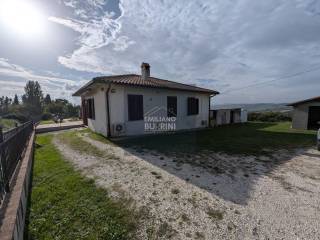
<box><xmin>39</xmin><ymin>120</ymin><xmax>55</xmax><ymax>125</ymax></box>
<box><xmin>117</xmin><ymin>122</ymin><xmax>317</xmax><ymax>155</ymax></box>
<box><xmin>80</xmin><ymin>128</ymin><xmax>113</xmax><ymax>145</ymax></box>
<box><xmin>0</xmin><ymin>118</ymin><xmax>19</xmax><ymax>131</ymax></box>
<box><xmin>26</xmin><ymin>134</ymin><xmax>139</xmax><ymax>240</ymax></box>
<box><xmin>57</xmin><ymin>130</ymin><xmax>106</xmax><ymax>157</ymax></box>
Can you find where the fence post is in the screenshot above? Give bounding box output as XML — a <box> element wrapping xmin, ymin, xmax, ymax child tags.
<box><xmin>0</xmin><ymin>126</ymin><xmax>3</xmax><ymax>143</ymax></box>
<box><xmin>0</xmin><ymin>125</ymin><xmax>8</xmax><ymax>193</ymax></box>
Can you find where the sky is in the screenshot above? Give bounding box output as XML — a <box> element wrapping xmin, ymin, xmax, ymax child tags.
<box><xmin>0</xmin><ymin>0</ymin><xmax>319</xmax><ymax>105</ymax></box>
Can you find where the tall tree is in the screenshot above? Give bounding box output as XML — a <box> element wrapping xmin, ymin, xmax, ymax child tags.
<box><xmin>22</xmin><ymin>81</ymin><xmax>43</xmax><ymax>114</ymax></box>
<box><xmin>43</xmin><ymin>94</ymin><xmax>52</xmax><ymax>105</ymax></box>
<box><xmin>1</xmin><ymin>96</ymin><xmax>11</xmax><ymax>114</ymax></box>
<box><xmin>13</xmin><ymin>94</ymin><xmax>19</xmax><ymax>105</ymax></box>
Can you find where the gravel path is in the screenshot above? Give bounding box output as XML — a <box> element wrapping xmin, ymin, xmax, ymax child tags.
<box><xmin>53</xmin><ymin>131</ymin><xmax>320</xmax><ymax>240</ymax></box>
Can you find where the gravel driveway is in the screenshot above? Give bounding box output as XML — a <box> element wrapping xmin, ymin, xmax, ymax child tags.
<box><xmin>53</xmin><ymin>131</ymin><xmax>320</xmax><ymax>240</ymax></box>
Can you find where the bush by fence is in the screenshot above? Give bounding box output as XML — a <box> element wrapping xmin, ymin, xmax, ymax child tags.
<box><xmin>2</xmin><ymin>113</ymin><xmax>29</xmax><ymax>123</ymax></box>
<box><xmin>248</xmin><ymin>111</ymin><xmax>292</xmax><ymax>122</ymax></box>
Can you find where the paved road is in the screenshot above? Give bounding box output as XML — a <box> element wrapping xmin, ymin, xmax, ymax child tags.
<box><xmin>36</xmin><ymin>121</ymin><xmax>84</xmax><ymax>133</ymax></box>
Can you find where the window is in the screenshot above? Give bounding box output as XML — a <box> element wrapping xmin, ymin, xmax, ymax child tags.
<box><xmin>87</xmin><ymin>98</ymin><xmax>95</xmax><ymax>119</ymax></box>
<box><xmin>167</xmin><ymin>96</ymin><xmax>177</xmax><ymax>117</ymax></box>
<box><xmin>187</xmin><ymin>97</ymin><xmax>199</xmax><ymax>115</ymax></box>
<box><xmin>128</xmin><ymin>94</ymin><xmax>143</xmax><ymax>121</ymax></box>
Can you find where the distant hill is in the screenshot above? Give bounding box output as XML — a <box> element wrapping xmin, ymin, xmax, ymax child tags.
<box><xmin>212</xmin><ymin>103</ymin><xmax>293</xmax><ymax>113</ymax></box>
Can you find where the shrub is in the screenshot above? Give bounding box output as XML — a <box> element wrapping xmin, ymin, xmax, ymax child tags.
<box><xmin>41</xmin><ymin>112</ymin><xmax>52</xmax><ymax>120</ymax></box>
<box><xmin>3</xmin><ymin>113</ymin><xmax>28</xmax><ymax>122</ymax></box>
<box><xmin>248</xmin><ymin>111</ymin><xmax>291</xmax><ymax>122</ymax></box>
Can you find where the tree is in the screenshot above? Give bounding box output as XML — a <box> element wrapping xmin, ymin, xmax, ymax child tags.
<box><xmin>13</xmin><ymin>94</ymin><xmax>19</xmax><ymax>105</ymax></box>
<box><xmin>21</xmin><ymin>94</ymin><xmax>27</xmax><ymax>103</ymax></box>
<box><xmin>55</xmin><ymin>98</ymin><xmax>68</xmax><ymax>105</ymax></box>
<box><xmin>46</xmin><ymin>102</ymin><xmax>64</xmax><ymax>116</ymax></box>
<box><xmin>22</xmin><ymin>81</ymin><xmax>43</xmax><ymax>114</ymax></box>
<box><xmin>43</xmin><ymin>94</ymin><xmax>52</xmax><ymax>105</ymax></box>
<box><xmin>64</xmin><ymin>103</ymin><xmax>79</xmax><ymax>118</ymax></box>
<box><xmin>3</xmin><ymin>97</ymin><xmax>11</xmax><ymax>112</ymax></box>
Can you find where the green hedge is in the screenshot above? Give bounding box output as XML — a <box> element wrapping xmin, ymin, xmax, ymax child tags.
<box><xmin>248</xmin><ymin>111</ymin><xmax>291</xmax><ymax>122</ymax></box>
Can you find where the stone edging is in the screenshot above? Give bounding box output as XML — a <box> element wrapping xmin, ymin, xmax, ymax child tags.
<box><xmin>0</xmin><ymin>131</ymin><xmax>35</xmax><ymax>240</ymax></box>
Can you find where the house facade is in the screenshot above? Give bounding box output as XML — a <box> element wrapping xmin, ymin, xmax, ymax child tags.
<box><xmin>288</xmin><ymin>96</ymin><xmax>320</xmax><ymax>130</ymax></box>
<box><xmin>73</xmin><ymin>63</ymin><xmax>219</xmax><ymax>137</ymax></box>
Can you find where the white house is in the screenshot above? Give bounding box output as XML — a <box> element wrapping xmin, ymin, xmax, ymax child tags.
<box><xmin>288</xmin><ymin>96</ymin><xmax>320</xmax><ymax>130</ymax></box>
<box><xmin>73</xmin><ymin>63</ymin><xmax>219</xmax><ymax>137</ymax></box>
<box><xmin>210</xmin><ymin>108</ymin><xmax>247</xmax><ymax>126</ymax></box>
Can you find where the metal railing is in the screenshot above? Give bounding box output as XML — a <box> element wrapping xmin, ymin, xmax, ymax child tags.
<box><xmin>0</xmin><ymin>121</ymin><xmax>34</xmax><ymax>204</ymax></box>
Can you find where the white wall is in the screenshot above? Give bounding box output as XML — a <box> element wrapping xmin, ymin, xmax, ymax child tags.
<box><xmin>213</xmin><ymin>109</ymin><xmax>243</xmax><ymax>126</ymax></box>
<box><xmin>241</xmin><ymin>109</ymin><xmax>248</xmax><ymax>123</ymax></box>
<box><xmin>292</xmin><ymin>102</ymin><xmax>320</xmax><ymax>130</ymax></box>
<box><xmin>108</xmin><ymin>84</ymin><xmax>210</xmax><ymax>136</ymax></box>
<box><xmin>216</xmin><ymin>109</ymin><xmax>230</xmax><ymax>125</ymax></box>
<box><xmin>83</xmin><ymin>85</ymin><xmax>108</xmax><ymax>136</ymax></box>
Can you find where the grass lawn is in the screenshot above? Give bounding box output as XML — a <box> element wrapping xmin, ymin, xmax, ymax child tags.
<box><xmin>117</xmin><ymin>122</ymin><xmax>317</xmax><ymax>155</ymax></box>
<box><xmin>39</xmin><ymin>120</ymin><xmax>55</xmax><ymax>125</ymax></box>
<box><xmin>0</xmin><ymin>118</ymin><xmax>19</xmax><ymax>131</ymax></box>
<box><xmin>58</xmin><ymin>130</ymin><xmax>107</xmax><ymax>158</ymax></box>
<box><xmin>25</xmin><ymin>134</ymin><xmax>139</xmax><ymax>240</ymax></box>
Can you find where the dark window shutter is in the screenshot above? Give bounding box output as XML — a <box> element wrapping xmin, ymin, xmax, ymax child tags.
<box><xmin>195</xmin><ymin>98</ymin><xmax>199</xmax><ymax>115</ymax></box>
<box><xmin>187</xmin><ymin>97</ymin><xmax>199</xmax><ymax>115</ymax></box>
<box><xmin>87</xmin><ymin>98</ymin><xmax>95</xmax><ymax>119</ymax></box>
<box><xmin>88</xmin><ymin>99</ymin><xmax>92</xmax><ymax>118</ymax></box>
<box><xmin>128</xmin><ymin>95</ymin><xmax>143</xmax><ymax>121</ymax></box>
<box><xmin>167</xmin><ymin>96</ymin><xmax>177</xmax><ymax>117</ymax></box>
<box><xmin>91</xmin><ymin>98</ymin><xmax>95</xmax><ymax>120</ymax></box>
<box><xmin>85</xmin><ymin>100</ymin><xmax>89</xmax><ymax>118</ymax></box>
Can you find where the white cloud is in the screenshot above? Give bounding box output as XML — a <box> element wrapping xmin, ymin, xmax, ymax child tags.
<box><xmin>51</xmin><ymin>0</ymin><xmax>320</xmax><ymax>103</ymax></box>
<box><xmin>0</xmin><ymin>58</ymin><xmax>84</xmax><ymax>103</ymax></box>
<box><xmin>49</xmin><ymin>15</ymin><xmax>123</xmax><ymax>49</ymax></box>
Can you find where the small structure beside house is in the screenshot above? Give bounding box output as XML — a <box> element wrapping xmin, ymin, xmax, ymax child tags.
<box><xmin>288</xmin><ymin>96</ymin><xmax>320</xmax><ymax>130</ymax></box>
<box><xmin>210</xmin><ymin>108</ymin><xmax>247</xmax><ymax>126</ymax></box>
<box><xmin>73</xmin><ymin>63</ymin><xmax>219</xmax><ymax>137</ymax></box>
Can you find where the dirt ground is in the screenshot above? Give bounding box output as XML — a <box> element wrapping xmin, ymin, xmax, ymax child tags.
<box><xmin>53</xmin><ymin>131</ymin><xmax>320</xmax><ymax>240</ymax></box>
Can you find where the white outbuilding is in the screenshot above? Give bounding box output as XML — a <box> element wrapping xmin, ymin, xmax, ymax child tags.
<box><xmin>210</xmin><ymin>108</ymin><xmax>248</xmax><ymax>126</ymax></box>
<box><xmin>288</xmin><ymin>96</ymin><xmax>320</xmax><ymax>130</ymax></box>
<box><xmin>73</xmin><ymin>63</ymin><xmax>219</xmax><ymax>137</ymax></box>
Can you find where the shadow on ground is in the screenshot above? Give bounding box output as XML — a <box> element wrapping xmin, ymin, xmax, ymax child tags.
<box><xmin>111</xmin><ymin>123</ymin><xmax>318</xmax><ymax>205</ymax></box>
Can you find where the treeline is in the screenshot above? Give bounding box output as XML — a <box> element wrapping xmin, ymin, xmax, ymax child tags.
<box><xmin>248</xmin><ymin>111</ymin><xmax>292</xmax><ymax>122</ymax></box>
<box><xmin>0</xmin><ymin>81</ymin><xmax>80</xmax><ymax>123</ymax></box>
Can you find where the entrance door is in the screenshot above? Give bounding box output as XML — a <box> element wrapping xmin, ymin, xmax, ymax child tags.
<box><xmin>307</xmin><ymin>106</ymin><xmax>320</xmax><ymax>130</ymax></box>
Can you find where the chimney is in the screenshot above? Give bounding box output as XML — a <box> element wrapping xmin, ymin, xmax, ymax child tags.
<box><xmin>141</xmin><ymin>62</ymin><xmax>150</xmax><ymax>80</ymax></box>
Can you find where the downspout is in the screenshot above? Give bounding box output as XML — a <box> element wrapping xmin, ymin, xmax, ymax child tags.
<box><xmin>106</xmin><ymin>83</ymin><xmax>111</xmax><ymax>137</ymax></box>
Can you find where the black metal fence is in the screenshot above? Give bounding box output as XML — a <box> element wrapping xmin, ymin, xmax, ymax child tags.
<box><xmin>0</xmin><ymin>121</ymin><xmax>34</xmax><ymax>204</ymax></box>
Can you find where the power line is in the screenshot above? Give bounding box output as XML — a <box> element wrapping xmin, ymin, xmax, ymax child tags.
<box><xmin>221</xmin><ymin>64</ymin><xmax>320</xmax><ymax>95</ymax></box>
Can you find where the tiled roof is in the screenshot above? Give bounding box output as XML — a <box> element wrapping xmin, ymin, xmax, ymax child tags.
<box><xmin>73</xmin><ymin>74</ymin><xmax>219</xmax><ymax>96</ymax></box>
<box><xmin>287</xmin><ymin>96</ymin><xmax>320</xmax><ymax>106</ymax></box>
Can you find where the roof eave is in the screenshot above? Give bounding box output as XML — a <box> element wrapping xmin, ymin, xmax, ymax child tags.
<box><xmin>287</xmin><ymin>97</ymin><xmax>320</xmax><ymax>106</ymax></box>
<box><xmin>72</xmin><ymin>78</ymin><xmax>219</xmax><ymax>96</ymax></box>
<box><xmin>72</xmin><ymin>78</ymin><xmax>108</xmax><ymax>97</ymax></box>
